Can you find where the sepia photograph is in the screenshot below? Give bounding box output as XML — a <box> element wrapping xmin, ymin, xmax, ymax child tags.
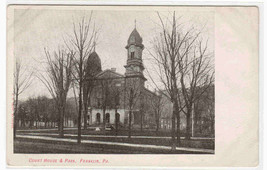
<box><xmin>6</xmin><ymin>5</ymin><xmax>259</xmax><ymax>167</ymax></box>
<box><xmin>12</xmin><ymin>6</ymin><xmax>215</xmax><ymax>154</ymax></box>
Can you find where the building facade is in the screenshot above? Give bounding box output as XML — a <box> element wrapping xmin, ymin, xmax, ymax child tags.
<box><xmin>86</xmin><ymin>27</ymin><xmax>157</xmax><ymax>128</ymax></box>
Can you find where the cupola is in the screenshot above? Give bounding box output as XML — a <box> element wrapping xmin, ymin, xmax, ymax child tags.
<box><xmin>126</xmin><ymin>28</ymin><xmax>144</xmax><ymax>49</ymax></box>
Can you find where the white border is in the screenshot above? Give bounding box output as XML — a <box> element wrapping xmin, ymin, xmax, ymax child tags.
<box><xmin>2</xmin><ymin>1</ymin><xmax>265</xmax><ymax>170</ymax></box>
<box><xmin>4</xmin><ymin>0</ymin><xmax>266</xmax><ymax>6</ymax></box>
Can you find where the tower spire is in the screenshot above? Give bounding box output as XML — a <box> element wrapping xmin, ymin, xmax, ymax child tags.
<box><xmin>135</xmin><ymin>19</ymin><xmax>136</xmax><ymax>29</ymax></box>
<box><xmin>93</xmin><ymin>41</ymin><xmax>96</xmax><ymax>52</ymax></box>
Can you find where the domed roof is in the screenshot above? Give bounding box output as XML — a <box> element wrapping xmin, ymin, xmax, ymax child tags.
<box><xmin>85</xmin><ymin>51</ymin><xmax>102</xmax><ymax>78</ymax></box>
<box><xmin>126</xmin><ymin>28</ymin><xmax>144</xmax><ymax>49</ymax></box>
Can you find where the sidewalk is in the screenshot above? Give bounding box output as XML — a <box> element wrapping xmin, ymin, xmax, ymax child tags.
<box><xmin>17</xmin><ymin>127</ymin><xmax>77</xmax><ymax>132</ymax></box>
<box><xmin>16</xmin><ymin>134</ymin><xmax>214</xmax><ymax>154</ymax></box>
<box><xmin>24</xmin><ymin>132</ymin><xmax>215</xmax><ymax>140</ymax></box>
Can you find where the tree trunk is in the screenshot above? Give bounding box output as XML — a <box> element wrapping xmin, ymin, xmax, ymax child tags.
<box><xmin>102</xmin><ymin>108</ymin><xmax>106</xmax><ymax>127</ymax></box>
<box><xmin>175</xmin><ymin>102</ymin><xmax>181</xmax><ymax>146</ymax></box>
<box><xmin>13</xmin><ymin>117</ymin><xmax>17</xmax><ymax>139</ymax></box>
<box><xmin>128</xmin><ymin>110</ymin><xmax>132</xmax><ymax>139</ymax></box>
<box><xmin>176</xmin><ymin>114</ymin><xmax>181</xmax><ymax>144</ymax></box>
<box><xmin>22</xmin><ymin>119</ymin><xmax>25</xmax><ymax>127</ymax></box>
<box><xmin>115</xmin><ymin>109</ymin><xmax>118</xmax><ymax>136</ymax></box>
<box><xmin>13</xmin><ymin>92</ymin><xmax>19</xmax><ymax>139</ymax></box>
<box><xmin>156</xmin><ymin>119</ymin><xmax>159</xmax><ymax>133</ymax></box>
<box><xmin>155</xmin><ymin>111</ymin><xmax>160</xmax><ymax>134</ymax></box>
<box><xmin>83</xmin><ymin>96</ymin><xmax>88</xmax><ymax>130</ymax></box>
<box><xmin>58</xmin><ymin>105</ymin><xmax>64</xmax><ymax>138</ymax></box>
<box><xmin>185</xmin><ymin>109</ymin><xmax>191</xmax><ymax>140</ymax></box>
<box><xmin>140</xmin><ymin>111</ymin><xmax>143</xmax><ymax>132</ymax></box>
<box><xmin>171</xmin><ymin>113</ymin><xmax>176</xmax><ymax>151</ymax></box>
<box><xmin>77</xmin><ymin>80</ymin><xmax>82</xmax><ymax>144</ymax></box>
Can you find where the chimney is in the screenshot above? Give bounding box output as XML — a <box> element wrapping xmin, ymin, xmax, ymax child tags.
<box><xmin>111</xmin><ymin>68</ymin><xmax>116</xmax><ymax>72</ymax></box>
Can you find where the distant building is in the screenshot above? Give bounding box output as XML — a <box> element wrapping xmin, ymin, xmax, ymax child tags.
<box><xmin>159</xmin><ymin>85</ymin><xmax>214</xmax><ymax>136</ymax></box>
<box><xmin>158</xmin><ymin>91</ymin><xmax>186</xmax><ymax>131</ymax></box>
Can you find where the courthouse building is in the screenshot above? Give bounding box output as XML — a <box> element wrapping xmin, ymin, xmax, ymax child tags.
<box><xmin>85</xmin><ymin>27</ymin><xmax>158</xmax><ymax>127</ymax></box>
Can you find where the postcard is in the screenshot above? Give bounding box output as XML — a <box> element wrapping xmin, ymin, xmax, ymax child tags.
<box><xmin>6</xmin><ymin>5</ymin><xmax>259</xmax><ymax>167</ymax></box>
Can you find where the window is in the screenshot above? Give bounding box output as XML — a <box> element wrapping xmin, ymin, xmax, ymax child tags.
<box><xmin>106</xmin><ymin>113</ymin><xmax>110</xmax><ymax>123</ymax></box>
<box><xmin>87</xmin><ymin>115</ymin><xmax>90</xmax><ymax>125</ymax></box>
<box><xmin>115</xmin><ymin>113</ymin><xmax>120</xmax><ymax>123</ymax></box>
<box><xmin>96</xmin><ymin>113</ymin><xmax>101</xmax><ymax>124</ymax></box>
<box><xmin>130</xmin><ymin>52</ymin><xmax>134</xmax><ymax>59</ymax></box>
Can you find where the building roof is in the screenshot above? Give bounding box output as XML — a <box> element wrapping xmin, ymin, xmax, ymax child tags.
<box><xmin>87</xmin><ymin>51</ymin><xmax>101</xmax><ymax>68</ymax></box>
<box><xmin>85</xmin><ymin>51</ymin><xmax>102</xmax><ymax>78</ymax></box>
<box><xmin>126</xmin><ymin>28</ymin><xmax>144</xmax><ymax>49</ymax></box>
<box><xmin>96</xmin><ymin>69</ymin><xmax>124</xmax><ymax>79</ymax></box>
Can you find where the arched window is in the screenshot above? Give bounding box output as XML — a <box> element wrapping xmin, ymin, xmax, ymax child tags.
<box><xmin>87</xmin><ymin>115</ymin><xmax>90</xmax><ymax>125</ymax></box>
<box><xmin>115</xmin><ymin>113</ymin><xmax>120</xmax><ymax>124</ymax></box>
<box><xmin>106</xmin><ymin>113</ymin><xmax>110</xmax><ymax>124</ymax></box>
<box><xmin>130</xmin><ymin>52</ymin><xmax>135</xmax><ymax>59</ymax></box>
<box><xmin>96</xmin><ymin>113</ymin><xmax>100</xmax><ymax>124</ymax></box>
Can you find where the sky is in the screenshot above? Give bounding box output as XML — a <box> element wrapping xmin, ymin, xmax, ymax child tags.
<box><xmin>14</xmin><ymin>6</ymin><xmax>214</xmax><ymax>100</ymax></box>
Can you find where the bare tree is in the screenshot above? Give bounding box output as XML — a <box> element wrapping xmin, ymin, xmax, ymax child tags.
<box><xmin>147</xmin><ymin>11</ymin><xmax>214</xmax><ymax>149</ymax></box>
<box><xmin>114</xmin><ymin>88</ymin><xmax>120</xmax><ymax>135</ymax></box>
<box><xmin>109</xmin><ymin>80</ymin><xmax>121</xmax><ymax>135</ymax></box>
<box><xmin>65</xmin><ymin>14</ymin><xmax>98</xmax><ymax>143</ymax></box>
<box><xmin>100</xmin><ymin>79</ymin><xmax>109</xmax><ymax>127</ymax></box>
<box><xmin>97</xmin><ymin>74</ymin><xmax>115</xmax><ymax>127</ymax></box>
<box><xmin>13</xmin><ymin>58</ymin><xmax>33</xmax><ymax>138</ymax></box>
<box><xmin>206</xmin><ymin>86</ymin><xmax>215</xmax><ymax>137</ymax></box>
<box><xmin>37</xmin><ymin>48</ymin><xmax>74</xmax><ymax>137</ymax></box>
<box><xmin>177</xmin><ymin>39</ymin><xmax>214</xmax><ymax>139</ymax></box>
<box><xmin>83</xmin><ymin>50</ymin><xmax>102</xmax><ymax>129</ymax></box>
<box><xmin>17</xmin><ymin>103</ymin><xmax>27</xmax><ymax>127</ymax></box>
<box><xmin>82</xmin><ymin>80</ymin><xmax>93</xmax><ymax>129</ymax></box>
<box><xmin>139</xmin><ymin>93</ymin><xmax>145</xmax><ymax>132</ymax></box>
<box><xmin>139</xmin><ymin>90</ymin><xmax>152</xmax><ymax>132</ymax></box>
<box><xmin>194</xmin><ymin>85</ymin><xmax>214</xmax><ymax>137</ymax></box>
<box><xmin>150</xmin><ymin>91</ymin><xmax>165</xmax><ymax>133</ymax></box>
<box><xmin>124</xmin><ymin>78</ymin><xmax>143</xmax><ymax>139</ymax></box>
<box><xmin>147</xmin><ymin>12</ymin><xmax>183</xmax><ymax>149</ymax></box>
<box><xmin>25</xmin><ymin>97</ymin><xmax>38</xmax><ymax>128</ymax></box>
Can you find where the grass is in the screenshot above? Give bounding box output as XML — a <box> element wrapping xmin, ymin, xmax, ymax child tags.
<box><xmin>18</xmin><ymin>127</ymin><xmax>214</xmax><ymax>138</ymax></box>
<box><xmin>16</xmin><ymin>127</ymin><xmax>215</xmax><ymax>154</ymax></box>
<box><xmin>18</xmin><ymin>131</ymin><xmax>214</xmax><ymax>150</ymax></box>
<box><xmin>14</xmin><ymin>138</ymin><xmax>211</xmax><ymax>154</ymax></box>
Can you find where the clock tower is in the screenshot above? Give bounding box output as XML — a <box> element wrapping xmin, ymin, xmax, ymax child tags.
<box><xmin>124</xmin><ymin>26</ymin><xmax>146</xmax><ymax>125</ymax></box>
<box><xmin>124</xmin><ymin>27</ymin><xmax>146</xmax><ymax>82</ymax></box>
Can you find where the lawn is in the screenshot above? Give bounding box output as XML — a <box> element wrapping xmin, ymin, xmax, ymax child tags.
<box><xmin>18</xmin><ymin>130</ymin><xmax>215</xmax><ymax>150</ymax></box>
<box><xmin>14</xmin><ymin>138</ymin><xmax>212</xmax><ymax>154</ymax></box>
<box><xmin>18</xmin><ymin>128</ymin><xmax>214</xmax><ymax>138</ymax></box>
